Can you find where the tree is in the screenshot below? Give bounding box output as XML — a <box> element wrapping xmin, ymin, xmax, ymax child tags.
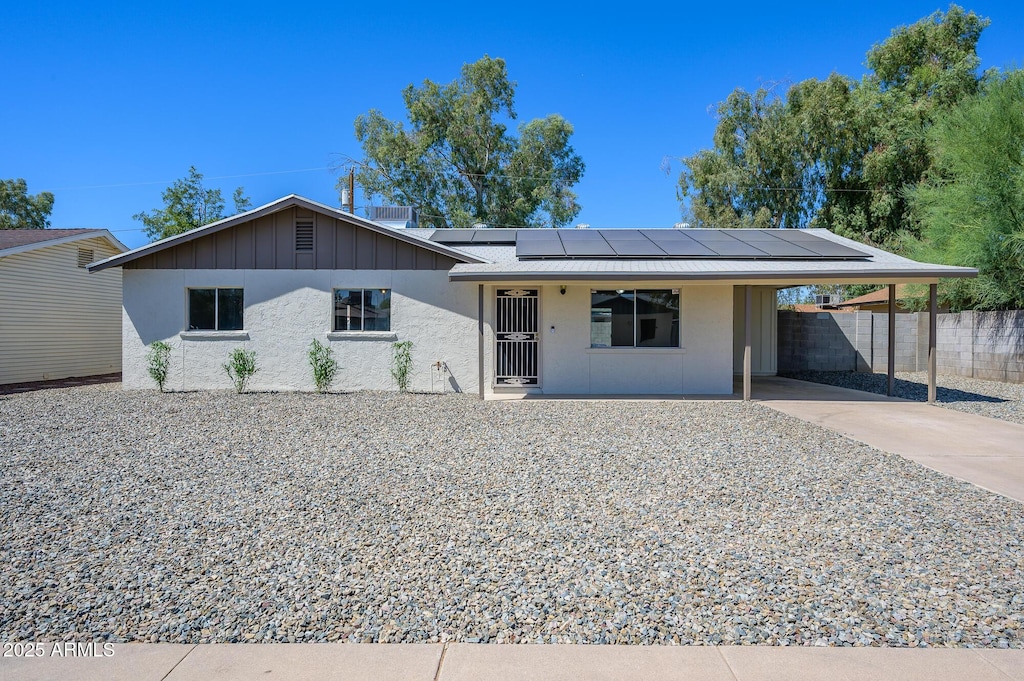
<box><xmin>0</xmin><ymin>178</ymin><xmax>55</xmax><ymax>230</ymax></box>
<box><xmin>678</xmin><ymin>5</ymin><xmax>989</xmax><ymax>251</ymax></box>
<box><xmin>134</xmin><ymin>167</ymin><xmax>251</xmax><ymax>241</ymax></box>
<box><xmin>349</xmin><ymin>55</ymin><xmax>585</xmax><ymax>229</ymax></box>
<box><xmin>909</xmin><ymin>69</ymin><xmax>1024</xmax><ymax>311</ymax></box>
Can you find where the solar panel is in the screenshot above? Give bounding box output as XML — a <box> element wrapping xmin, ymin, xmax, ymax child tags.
<box><xmin>795</xmin><ymin>240</ymin><xmax>869</xmax><ymax>257</ymax></box>
<box><xmin>472</xmin><ymin>229</ymin><xmax>518</xmax><ymax>244</ymax></box>
<box><xmin>640</xmin><ymin>231</ymin><xmax>718</xmax><ymax>257</ymax></box>
<box><xmin>605</xmin><ymin>240</ymin><xmax>668</xmax><ymax>257</ymax></box>
<box><xmin>428</xmin><ymin>230</ymin><xmax>476</xmax><ymax>244</ymax></box>
<box><xmin>696</xmin><ymin>236</ymin><xmax>770</xmax><ymax>258</ymax></box>
<box><xmin>516</xmin><ymin>230</ymin><xmax>565</xmax><ymax>257</ymax></box>
<box><xmin>682</xmin><ymin>230</ymin><xmax>744</xmax><ymax>242</ymax></box>
<box><xmin>600</xmin><ymin>229</ymin><xmax>646</xmax><ymax>241</ymax></box>
<box><xmin>740</xmin><ymin>233</ymin><xmax>819</xmax><ymax>258</ymax></box>
<box><xmin>558</xmin><ymin>231</ymin><xmax>616</xmax><ymax>256</ymax></box>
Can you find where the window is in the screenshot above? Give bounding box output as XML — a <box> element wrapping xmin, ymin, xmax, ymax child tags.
<box><xmin>334</xmin><ymin>289</ymin><xmax>391</xmax><ymax>332</ymax></box>
<box><xmin>188</xmin><ymin>288</ymin><xmax>244</xmax><ymax>330</ymax></box>
<box><xmin>591</xmin><ymin>289</ymin><xmax>679</xmax><ymax>348</ymax></box>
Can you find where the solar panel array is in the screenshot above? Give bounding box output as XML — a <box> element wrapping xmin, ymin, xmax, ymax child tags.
<box><xmin>429</xmin><ymin>228</ymin><xmax>869</xmax><ymax>260</ymax></box>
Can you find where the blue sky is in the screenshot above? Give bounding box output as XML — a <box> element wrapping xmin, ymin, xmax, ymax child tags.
<box><xmin>3</xmin><ymin>1</ymin><xmax>1022</xmax><ymax>249</ymax></box>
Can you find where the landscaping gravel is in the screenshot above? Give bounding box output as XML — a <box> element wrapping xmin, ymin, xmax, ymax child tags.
<box><xmin>781</xmin><ymin>371</ymin><xmax>1024</xmax><ymax>425</ymax></box>
<box><xmin>1</xmin><ymin>385</ymin><xmax>1022</xmax><ymax>647</ymax></box>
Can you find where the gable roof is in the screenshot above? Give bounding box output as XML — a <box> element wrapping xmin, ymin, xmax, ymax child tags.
<box><xmin>0</xmin><ymin>229</ymin><xmax>126</xmax><ymax>258</ymax></box>
<box><xmin>88</xmin><ymin>195</ymin><xmax>486</xmax><ymax>272</ymax></box>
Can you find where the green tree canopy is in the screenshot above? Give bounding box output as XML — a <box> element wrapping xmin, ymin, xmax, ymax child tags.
<box><xmin>0</xmin><ymin>178</ymin><xmax>55</xmax><ymax>230</ymax></box>
<box><xmin>134</xmin><ymin>167</ymin><xmax>251</xmax><ymax>241</ymax></box>
<box><xmin>349</xmin><ymin>55</ymin><xmax>585</xmax><ymax>229</ymax></box>
<box><xmin>678</xmin><ymin>5</ymin><xmax>989</xmax><ymax>251</ymax></box>
<box><xmin>910</xmin><ymin>69</ymin><xmax>1024</xmax><ymax>311</ymax></box>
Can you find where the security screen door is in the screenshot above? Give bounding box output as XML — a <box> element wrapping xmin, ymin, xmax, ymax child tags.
<box><xmin>495</xmin><ymin>288</ymin><xmax>539</xmax><ymax>386</ymax></box>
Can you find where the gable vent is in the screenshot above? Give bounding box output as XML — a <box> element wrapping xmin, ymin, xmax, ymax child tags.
<box><xmin>77</xmin><ymin>248</ymin><xmax>94</xmax><ymax>268</ymax></box>
<box><xmin>295</xmin><ymin>221</ymin><xmax>314</xmax><ymax>251</ymax></box>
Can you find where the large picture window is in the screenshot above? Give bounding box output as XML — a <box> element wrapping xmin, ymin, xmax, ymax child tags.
<box><xmin>334</xmin><ymin>289</ymin><xmax>391</xmax><ymax>332</ymax></box>
<box><xmin>591</xmin><ymin>289</ymin><xmax>679</xmax><ymax>348</ymax></box>
<box><xmin>188</xmin><ymin>288</ymin><xmax>244</xmax><ymax>331</ymax></box>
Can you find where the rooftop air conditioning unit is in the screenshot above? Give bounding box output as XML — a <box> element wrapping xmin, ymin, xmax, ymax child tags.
<box><xmin>815</xmin><ymin>294</ymin><xmax>842</xmax><ymax>308</ymax></box>
<box><xmin>369</xmin><ymin>206</ymin><xmax>418</xmax><ymax>229</ymax></box>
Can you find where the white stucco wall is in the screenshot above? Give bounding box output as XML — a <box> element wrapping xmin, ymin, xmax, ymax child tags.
<box><xmin>483</xmin><ymin>283</ymin><xmax>735</xmax><ymax>396</ymax></box>
<box><xmin>122</xmin><ymin>269</ymin><xmax>478</xmax><ymax>393</ymax></box>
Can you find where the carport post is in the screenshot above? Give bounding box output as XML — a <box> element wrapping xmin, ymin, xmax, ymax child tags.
<box><xmin>928</xmin><ymin>283</ymin><xmax>937</xmax><ymax>403</ymax></box>
<box><xmin>887</xmin><ymin>284</ymin><xmax>896</xmax><ymax>396</ymax></box>
<box><xmin>743</xmin><ymin>285</ymin><xmax>752</xmax><ymax>401</ymax></box>
<box><xmin>478</xmin><ymin>284</ymin><xmax>485</xmax><ymax>401</ymax></box>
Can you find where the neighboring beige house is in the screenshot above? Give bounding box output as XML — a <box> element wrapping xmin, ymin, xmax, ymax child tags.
<box><xmin>0</xmin><ymin>229</ymin><xmax>127</xmax><ymax>385</ymax></box>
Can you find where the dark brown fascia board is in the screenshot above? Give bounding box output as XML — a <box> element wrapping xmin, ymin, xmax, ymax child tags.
<box><xmin>88</xmin><ymin>195</ymin><xmax>485</xmax><ymax>272</ymax></box>
<box><xmin>447</xmin><ymin>267</ymin><xmax>978</xmax><ymax>283</ymax></box>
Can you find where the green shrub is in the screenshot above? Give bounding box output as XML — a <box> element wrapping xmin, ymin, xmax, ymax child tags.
<box><xmin>308</xmin><ymin>339</ymin><xmax>339</xmax><ymax>393</ymax></box>
<box><xmin>223</xmin><ymin>348</ymin><xmax>258</xmax><ymax>394</ymax></box>
<box><xmin>391</xmin><ymin>340</ymin><xmax>414</xmax><ymax>392</ymax></box>
<box><xmin>146</xmin><ymin>341</ymin><xmax>172</xmax><ymax>392</ymax></box>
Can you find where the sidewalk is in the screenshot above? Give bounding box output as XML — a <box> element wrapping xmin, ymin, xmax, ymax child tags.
<box><xmin>752</xmin><ymin>377</ymin><xmax>1024</xmax><ymax>504</ymax></box>
<box><xmin>3</xmin><ymin>643</ymin><xmax>1023</xmax><ymax>681</ymax></box>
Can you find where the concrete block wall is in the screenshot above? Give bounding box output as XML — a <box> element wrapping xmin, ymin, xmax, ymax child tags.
<box><xmin>779</xmin><ymin>309</ymin><xmax>1024</xmax><ymax>383</ymax></box>
<box><xmin>778</xmin><ymin>311</ymin><xmax>858</xmax><ymax>372</ymax></box>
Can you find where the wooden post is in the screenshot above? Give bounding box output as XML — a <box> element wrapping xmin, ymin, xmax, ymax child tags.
<box><xmin>887</xmin><ymin>284</ymin><xmax>896</xmax><ymax>397</ymax></box>
<box><xmin>347</xmin><ymin>169</ymin><xmax>355</xmax><ymax>213</ymax></box>
<box><xmin>478</xmin><ymin>284</ymin><xmax>485</xmax><ymax>400</ymax></box>
<box><xmin>743</xmin><ymin>285</ymin><xmax>752</xmax><ymax>401</ymax></box>
<box><xmin>928</xmin><ymin>283</ymin><xmax>937</xmax><ymax>403</ymax></box>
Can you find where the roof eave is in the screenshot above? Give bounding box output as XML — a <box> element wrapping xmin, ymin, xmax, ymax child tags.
<box><xmin>447</xmin><ymin>267</ymin><xmax>979</xmax><ymax>283</ymax></box>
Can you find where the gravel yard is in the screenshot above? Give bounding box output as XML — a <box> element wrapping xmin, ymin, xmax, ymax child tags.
<box><xmin>780</xmin><ymin>371</ymin><xmax>1024</xmax><ymax>425</ymax></box>
<box><xmin>2</xmin><ymin>385</ymin><xmax>1022</xmax><ymax>647</ymax></box>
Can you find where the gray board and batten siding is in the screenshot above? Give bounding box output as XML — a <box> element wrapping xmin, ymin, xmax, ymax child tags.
<box><xmin>124</xmin><ymin>207</ymin><xmax>460</xmax><ymax>271</ymax></box>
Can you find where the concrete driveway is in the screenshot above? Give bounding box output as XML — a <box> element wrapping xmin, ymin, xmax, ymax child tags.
<box><xmin>753</xmin><ymin>377</ymin><xmax>1024</xmax><ymax>504</ymax></box>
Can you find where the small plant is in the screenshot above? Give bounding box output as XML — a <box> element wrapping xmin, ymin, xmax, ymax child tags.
<box><xmin>391</xmin><ymin>340</ymin><xmax>414</xmax><ymax>392</ymax></box>
<box><xmin>223</xmin><ymin>348</ymin><xmax>258</xmax><ymax>394</ymax></box>
<box><xmin>308</xmin><ymin>339</ymin><xmax>339</xmax><ymax>393</ymax></box>
<box><xmin>146</xmin><ymin>341</ymin><xmax>172</xmax><ymax>392</ymax></box>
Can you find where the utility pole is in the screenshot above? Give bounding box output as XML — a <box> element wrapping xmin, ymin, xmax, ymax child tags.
<box><xmin>340</xmin><ymin>168</ymin><xmax>355</xmax><ymax>213</ymax></box>
<box><xmin>346</xmin><ymin>169</ymin><xmax>355</xmax><ymax>213</ymax></box>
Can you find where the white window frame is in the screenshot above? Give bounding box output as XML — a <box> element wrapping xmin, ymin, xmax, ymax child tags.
<box><xmin>185</xmin><ymin>287</ymin><xmax>245</xmax><ymax>332</ymax></box>
<box><xmin>329</xmin><ymin>288</ymin><xmax>394</xmax><ymax>338</ymax></box>
<box><xmin>590</xmin><ymin>288</ymin><xmax>680</xmax><ymax>349</ymax></box>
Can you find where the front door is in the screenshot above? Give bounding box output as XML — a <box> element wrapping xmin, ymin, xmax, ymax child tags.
<box><xmin>495</xmin><ymin>288</ymin><xmax>539</xmax><ymax>386</ymax></box>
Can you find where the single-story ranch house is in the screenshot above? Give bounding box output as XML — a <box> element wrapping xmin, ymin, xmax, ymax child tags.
<box><xmin>88</xmin><ymin>195</ymin><xmax>975</xmax><ymax>399</ymax></box>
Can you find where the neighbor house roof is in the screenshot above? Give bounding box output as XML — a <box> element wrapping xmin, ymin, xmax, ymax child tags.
<box><xmin>88</xmin><ymin>195</ymin><xmax>486</xmax><ymax>272</ymax></box>
<box><xmin>445</xmin><ymin>229</ymin><xmax>976</xmax><ymax>284</ymax></box>
<box><xmin>832</xmin><ymin>284</ymin><xmax>915</xmax><ymax>308</ymax></box>
<box><xmin>0</xmin><ymin>229</ymin><xmax>126</xmax><ymax>258</ymax></box>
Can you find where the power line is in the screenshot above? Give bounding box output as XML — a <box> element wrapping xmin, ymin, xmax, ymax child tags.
<box><xmin>43</xmin><ymin>167</ymin><xmax>333</xmax><ymax>192</ymax></box>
